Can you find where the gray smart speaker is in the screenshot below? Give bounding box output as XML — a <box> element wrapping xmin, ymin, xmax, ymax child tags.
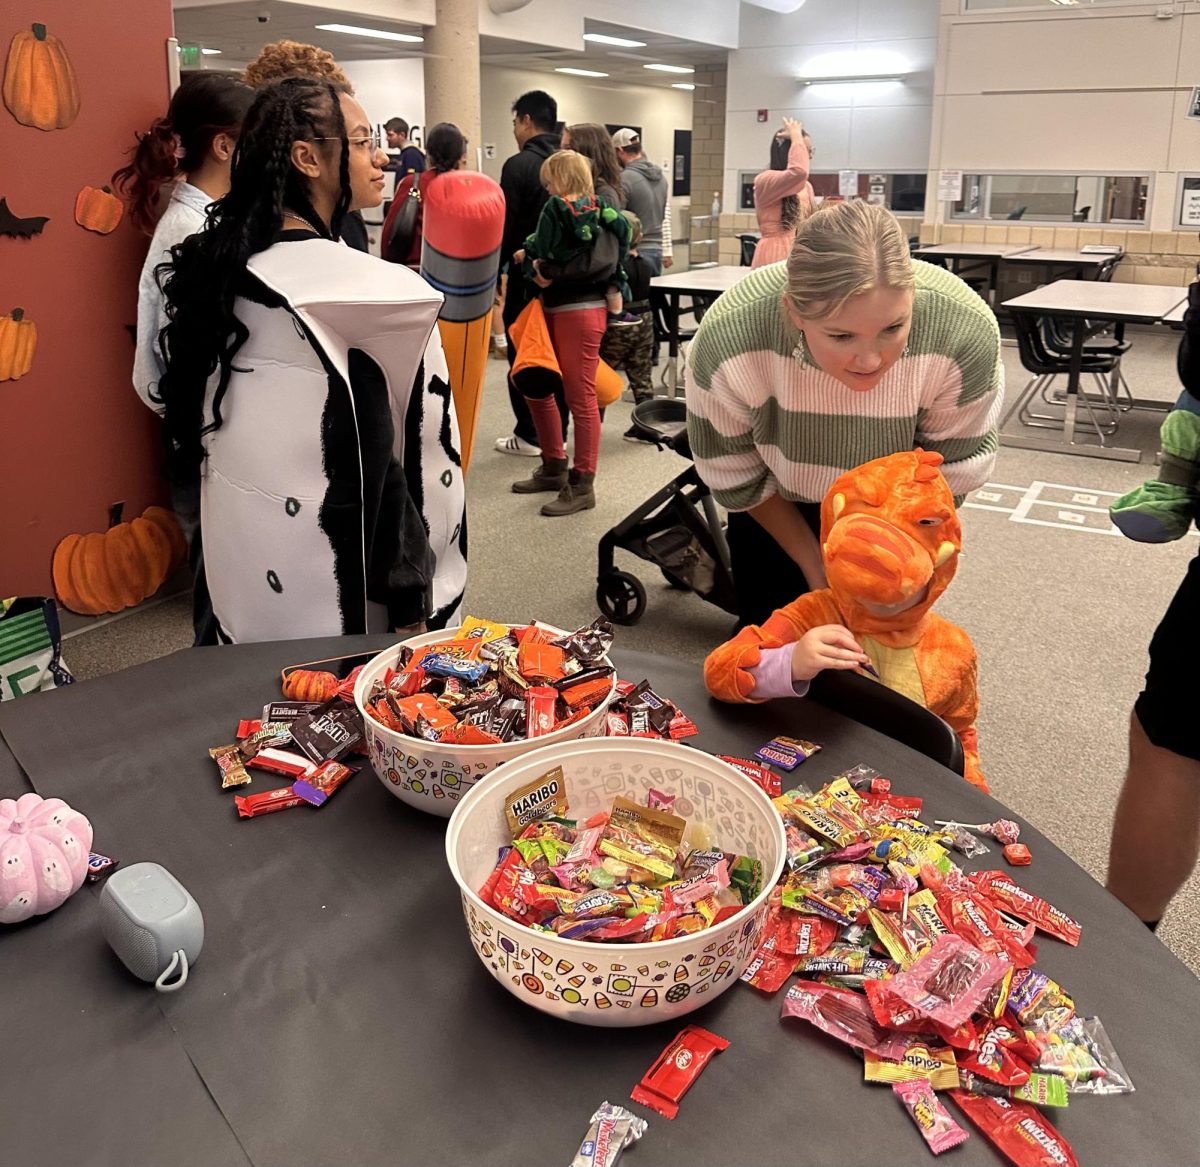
<box><xmin>98</xmin><ymin>862</ymin><xmax>203</xmax><ymax>992</ymax></box>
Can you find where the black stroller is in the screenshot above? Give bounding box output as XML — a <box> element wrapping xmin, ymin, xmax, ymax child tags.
<box><xmin>596</xmin><ymin>398</ymin><xmax>738</xmax><ymax>625</ymax></box>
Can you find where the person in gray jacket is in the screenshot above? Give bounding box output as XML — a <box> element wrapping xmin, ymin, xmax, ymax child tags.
<box><xmin>612</xmin><ymin>128</ymin><xmax>668</xmax><ymax>275</ymax></box>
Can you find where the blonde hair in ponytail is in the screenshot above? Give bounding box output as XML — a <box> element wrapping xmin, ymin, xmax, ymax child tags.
<box><xmin>784</xmin><ymin>201</ymin><xmax>914</xmax><ymax>320</ymax></box>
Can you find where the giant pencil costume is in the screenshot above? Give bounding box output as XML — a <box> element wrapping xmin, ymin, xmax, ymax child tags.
<box><xmin>200</xmin><ymin>237</ymin><xmax>468</xmax><ymax>641</ymax></box>
<box><xmin>419</xmin><ymin>170</ymin><xmax>506</xmax><ymax>473</ymax></box>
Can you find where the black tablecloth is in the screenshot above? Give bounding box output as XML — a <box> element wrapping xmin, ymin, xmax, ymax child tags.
<box><xmin>2</xmin><ymin>636</ymin><xmax>1197</xmax><ymax>1167</ymax></box>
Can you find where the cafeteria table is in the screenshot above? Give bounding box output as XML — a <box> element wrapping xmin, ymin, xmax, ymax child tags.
<box><xmin>3</xmin><ymin>635</ymin><xmax>1198</xmax><ymax>1167</ymax></box>
<box><xmin>1001</xmin><ymin>280</ymin><xmax>1186</xmax><ymax>462</ymax></box>
<box><xmin>913</xmin><ymin>242</ymin><xmax>1036</xmax><ymax>303</ymax></box>
<box><xmin>650</xmin><ymin>264</ymin><xmax>754</xmax><ymax>395</ymax></box>
<box><xmin>1002</xmin><ymin>247</ymin><xmax>1123</xmax><ymax>282</ymax></box>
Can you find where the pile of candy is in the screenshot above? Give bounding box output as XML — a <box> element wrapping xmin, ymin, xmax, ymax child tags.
<box><xmin>362</xmin><ymin>617</ymin><xmax>616</xmax><ymax>746</ymax></box>
<box><xmin>478</xmin><ymin>771</ymin><xmax>762</xmax><ymax>943</ymax></box>
<box><xmin>737</xmin><ymin>763</ymin><xmax>1131</xmax><ymax>1164</ymax></box>
<box><xmin>209</xmin><ymin>687</ymin><xmax>366</xmax><ymax>818</ymax></box>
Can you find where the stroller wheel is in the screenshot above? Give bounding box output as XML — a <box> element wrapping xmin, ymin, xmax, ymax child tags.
<box><xmin>596</xmin><ymin>570</ymin><xmax>647</xmax><ymax>626</ymax></box>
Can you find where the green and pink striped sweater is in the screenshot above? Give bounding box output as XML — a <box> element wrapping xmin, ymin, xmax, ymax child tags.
<box><xmin>685</xmin><ymin>260</ymin><xmax>1003</xmax><ymax>510</ymax></box>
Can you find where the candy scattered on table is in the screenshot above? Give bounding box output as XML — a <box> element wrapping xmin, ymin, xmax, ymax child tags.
<box><xmin>729</xmin><ymin>762</ymin><xmax>1132</xmax><ymax>1162</ymax></box>
<box><xmin>631</xmin><ymin>1025</ymin><xmax>730</xmax><ymax>1119</ymax></box>
<box><xmin>363</xmin><ymin>617</ymin><xmax>616</xmax><ymax>745</ymax></box>
<box><xmin>478</xmin><ymin>774</ymin><xmax>761</xmax><ymax>943</ymax></box>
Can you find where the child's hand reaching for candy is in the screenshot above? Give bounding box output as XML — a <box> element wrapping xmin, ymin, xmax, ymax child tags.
<box><xmin>790</xmin><ymin>624</ymin><xmax>871</xmax><ymax>683</ymax></box>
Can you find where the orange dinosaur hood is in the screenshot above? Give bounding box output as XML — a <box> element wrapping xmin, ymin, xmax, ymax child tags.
<box><xmin>820</xmin><ymin>449</ymin><xmax>962</xmax><ymax>637</ymax></box>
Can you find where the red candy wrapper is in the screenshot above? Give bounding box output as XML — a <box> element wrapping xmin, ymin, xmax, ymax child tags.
<box><xmin>782</xmin><ymin>981</ymin><xmax>911</xmax><ymax>1060</ymax></box>
<box><xmin>235</xmin><ymin>786</ymin><xmax>307</xmax><ymax>818</ymax></box>
<box><xmin>293</xmin><ymin>760</ymin><xmax>354</xmax><ymax>807</ymax></box>
<box><xmin>245</xmin><ymin>747</ymin><xmax>315</xmax><ymax>779</ymax></box>
<box><xmin>885</xmin><ymin>934</ymin><xmax>1010</xmax><ymax>1029</ymax></box>
<box><xmin>894</xmin><ymin>1079</ymin><xmax>969</xmax><ymax>1155</ymax></box>
<box><xmin>1005</xmin><ymin>843</ymin><xmax>1033</xmax><ymax>866</ymax></box>
<box><xmin>525</xmin><ymin>685</ymin><xmax>559</xmax><ymax>738</ymax></box>
<box><xmin>938</xmin><ymin>892</ymin><xmax>1035</xmax><ymax>969</ymax></box>
<box><xmin>718</xmin><ymin>754</ymin><xmax>781</xmax><ymax>799</ymax></box>
<box><xmin>950</xmin><ymin>1090</ymin><xmax>1079</xmax><ymax>1167</ymax></box>
<box><xmin>968</xmin><ymin>871</ymin><xmax>1081</xmax><ymax>946</ymax></box>
<box><xmin>630</xmin><ymin>1025</ymin><xmax>730</xmax><ymax>1120</ymax></box>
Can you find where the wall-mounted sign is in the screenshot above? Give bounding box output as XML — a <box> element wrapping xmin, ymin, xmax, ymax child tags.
<box><xmin>1180</xmin><ymin>176</ymin><xmax>1200</xmax><ymax>226</ymax></box>
<box><xmin>1188</xmin><ymin>88</ymin><xmax>1200</xmax><ymax>119</ymax></box>
<box><xmin>937</xmin><ymin>169</ymin><xmax>964</xmax><ymax>201</ymax></box>
<box><xmin>839</xmin><ymin>170</ymin><xmax>858</xmax><ymax>197</ymax></box>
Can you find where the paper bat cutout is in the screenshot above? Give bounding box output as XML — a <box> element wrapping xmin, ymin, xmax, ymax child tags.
<box><xmin>0</xmin><ymin>197</ymin><xmax>49</xmax><ymax>238</ymax></box>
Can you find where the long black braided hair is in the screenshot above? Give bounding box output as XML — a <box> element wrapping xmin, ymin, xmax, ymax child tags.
<box><xmin>155</xmin><ymin>76</ymin><xmax>353</xmax><ymax>483</ymax></box>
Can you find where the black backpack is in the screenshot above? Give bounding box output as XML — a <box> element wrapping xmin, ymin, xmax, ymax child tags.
<box><xmin>385</xmin><ymin>179</ymin><xmax>422</xmax><ymax>265</ymax></box>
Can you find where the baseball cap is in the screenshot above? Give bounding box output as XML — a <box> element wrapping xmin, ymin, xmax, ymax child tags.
<box><xmin>611</xmin><ymin>128</ymin><xmax>640</xmax><ymax>150</ymax></box>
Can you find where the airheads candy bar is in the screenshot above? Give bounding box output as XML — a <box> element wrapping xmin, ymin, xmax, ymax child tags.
<box><xmin>755</xmin><ymin>735</ymin><xmax>821</xmax><ymax>771</ymax></box>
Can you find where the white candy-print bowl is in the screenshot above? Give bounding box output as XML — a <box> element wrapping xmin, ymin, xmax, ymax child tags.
<box><xmin>445</xmin><ymin>737</ymin><xmax>787</xmax><ymax>1027</ymax></box>
<box><xmin>354</xmin><ymin>626</ymin><xmax>617</xmax><ymax>817</ymax></box>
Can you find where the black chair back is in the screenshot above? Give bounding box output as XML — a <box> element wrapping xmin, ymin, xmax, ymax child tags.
<box><xmin>807</xmin><ymin>670</ymin><xmax>965</xmax><ymax>776</ymax></box>
<box><xmin>738</xmin><ymin>234</ymin><xmax>758</xmax><ymax>266</ymax></box>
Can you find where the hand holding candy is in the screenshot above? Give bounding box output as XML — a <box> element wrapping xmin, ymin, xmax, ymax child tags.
<box><xmin>790</xmin><ymin>624</ymin><xmax>870</xmax><ymax>682</ymax></box>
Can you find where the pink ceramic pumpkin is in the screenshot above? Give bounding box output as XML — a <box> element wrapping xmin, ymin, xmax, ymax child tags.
<box><xmin>0</xmin><ymin>793</ymin><xmax>92</xmax><ymax>923</ymax></box>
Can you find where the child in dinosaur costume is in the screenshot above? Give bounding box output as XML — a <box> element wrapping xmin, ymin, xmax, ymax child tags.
<box><xmin>704</xmin><ymin>449</ymin><xmax>986</xmax><ymax>790</ymax></box>
<box><xmin>1110</xmin><ymin>279</ymin><xmax>1200</xmax><ymax>542</ymax></box>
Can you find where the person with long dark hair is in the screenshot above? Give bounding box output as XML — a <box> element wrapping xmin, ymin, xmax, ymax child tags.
<box><xmin>751</xmin><ymin>117</ymin><xmax>814</xmax><ymax>269</ymax></box>
<box><xmin>381</xmin><ymin>121</ymin><xmax>467</xmax><ymax>269</ymax></box>
<box><xmin>158</xmin><ymin>77</ymin><xmax>466</xmax><ymax>642</ymax></box>
<box><xmin>120</xmin><ymin>72</ymin><xmax>255</xmax><ymax>421</ymax></box>
<box><xmin>561</xmin><ymin>122</ymin><xmax>624</xmax><ymax>209</ymax></box>
<box><xmin>116</xmin><ymin>73</ymin><xmax>254</xmax><ymax>642</ymax></box>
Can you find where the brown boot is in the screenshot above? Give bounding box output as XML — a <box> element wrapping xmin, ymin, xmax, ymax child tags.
<box><xmin>512</xmin><ymin>456</ymin><xmax>568</xmax><ymax>494</ymax></box>
<box><xmin>541</xmin><ymin>469</ymin><xmax>596</xmax><ymax>516</ymax></box>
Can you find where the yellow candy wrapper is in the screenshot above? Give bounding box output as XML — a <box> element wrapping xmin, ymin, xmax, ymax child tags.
<box><xmin>864</xmin><ymin>1043</ymin><xmax>959</xmax><ymax>1090</ymax></box>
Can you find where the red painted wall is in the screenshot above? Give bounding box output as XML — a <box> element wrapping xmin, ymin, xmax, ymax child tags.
<box><xmin>0</xmin><ymin>0</ymin><xmax>174</xmax><ymax>595</ymax></box>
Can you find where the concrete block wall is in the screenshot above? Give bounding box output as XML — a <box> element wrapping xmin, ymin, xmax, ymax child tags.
<box><xmin>688</xmin><ymin>62</ymin><xmax>727</xmax><ymax>265</ymax></box>
<box><xmin>916</xmin><ymin>222</ymin><xmax>1198</xmax><ymax>288</ymax></box>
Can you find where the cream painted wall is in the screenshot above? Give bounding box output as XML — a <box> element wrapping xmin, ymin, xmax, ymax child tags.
<box><xmin>725</xmin><ymin>0</ymin><xmax>937</xmax><ymax>212</ymax></box>
<box><xmin>479</xmin><ymin>63</ymin><xmax>694</xmax><ymax>236</ymax></box>
<box><xmin>340</xmin><ymin>58</ymin><xmax>426</xmax><ymax>134</ymax></box>
<box><xmin>931</xmin><ymin>6</ymin><xmax>1200</xmax><ymax>230</ymax></box>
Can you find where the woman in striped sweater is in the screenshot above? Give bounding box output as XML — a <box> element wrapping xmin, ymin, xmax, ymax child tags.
<box><xmin>686</xmin><ymin>201</ymin><xmax>1003</xmax><ymax>628</ymax></box>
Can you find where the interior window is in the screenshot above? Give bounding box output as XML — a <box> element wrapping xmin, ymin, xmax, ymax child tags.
<box><xmin>950</xmin><ymin>174</ymin><xmax>1149</xmax><ymax>225</ymax></box>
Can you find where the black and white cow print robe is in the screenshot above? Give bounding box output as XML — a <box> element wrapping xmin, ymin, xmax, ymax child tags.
<box><xmin>199</xmin><ymin>235</ymin><xmax>468</xmax><ymax>642</ymax></box>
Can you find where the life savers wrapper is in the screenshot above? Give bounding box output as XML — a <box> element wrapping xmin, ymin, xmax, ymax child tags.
<box><xmin>354</xmin><ymin>625</ymin><xmax>617</xmax><ymax>819</ymax></box>
<box><xmin>444</xmin><ymin>737</ymin><xmax>787</xmax><ymax>1027</ymax></box>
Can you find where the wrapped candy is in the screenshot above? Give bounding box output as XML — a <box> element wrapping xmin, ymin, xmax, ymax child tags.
<box><xmin>893</xmin><ymin>1079</ymin><xmax>969</xmax><ymax>1154</ymax></box>
<box><xmin>949</xmin><ymin>1090</ymin><xmax>1079</xmax><ymax>1167</ymax></box>
<box><xmin>935</xmin><ymin>817</ymin><xmax>1020</xmax><ymax>845</ymax></box>
<box><xmin>570</xmin><ymin>1102</ymin><xmax>646</xmax><ymax>1167</ymax></box>
<box><xmin>885</xmin><ymin>934</ymin><xmax>1010</xmax><ymax>1029</ymax></box>
<box><xmin>631</xmin><ymin>1025</ymin><xmax>730</xmax><ymax>1119</ymax></box>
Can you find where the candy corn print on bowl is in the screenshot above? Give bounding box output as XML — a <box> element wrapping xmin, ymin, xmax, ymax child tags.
<box><xmin>354</xmin><ymin>619</ymin><xmax>619</xmax><ymax>817</ymax></box>
<box><xmin>445</xmin><ymin>737</ymin><xmax>788</xmax><ymax>1027</ymax></box>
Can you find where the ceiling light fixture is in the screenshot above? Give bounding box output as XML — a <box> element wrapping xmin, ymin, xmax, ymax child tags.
<box><xmin>582</xmin><ymin>33</ymin><xmax>647</xmax><ymax>48</ymax></box>
<box><xmin>315</xmin><ymin>23</ymin><xmax>424</xmax><ymax>43</ymax></box>
<box><xmin>801</xmin><ymin>73</ymin><xmax>907</xmax><ymax>85</ymax></box>
<box><xmin>672</xmin><ymin>83</ymin><xmax>696</xmax><ymax>90</ymax></box>
<box><xmin>644</xmin><ymin>63</ymin><xmax>694</xmax><ymax>74</ymax></box>
<box><xmin>555</xmin><ymin>67</ymin><xmax>610</xmax><ymax>77</ymax></box>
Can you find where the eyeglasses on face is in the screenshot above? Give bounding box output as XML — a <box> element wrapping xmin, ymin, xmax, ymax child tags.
<box><xmin>311</xmin><ymin>132</ymin><xmax>383</xmax><ymax>152</ymax></box>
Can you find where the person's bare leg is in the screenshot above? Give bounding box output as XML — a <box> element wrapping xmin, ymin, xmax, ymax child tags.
<box><xmin>1107</xmin><ymin>711</ymin><xmax>1200</xmax><ymax>923</ymax></box>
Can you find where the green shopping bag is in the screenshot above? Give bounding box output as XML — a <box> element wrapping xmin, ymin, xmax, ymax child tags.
<box><xmin>0</xmin><ymin>597</ymin><xmax>74</xmax><ymax>700</ymax></box>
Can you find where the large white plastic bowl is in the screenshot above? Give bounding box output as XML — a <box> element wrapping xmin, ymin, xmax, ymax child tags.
<box><xmin>445</xmin><ymin>737</ymin><xmax>787</xmax><ymax>1027</ymax></box>
<box><xmin>354</xmin><ymin>625</ymin><xmax>617</xmax><ymax>817</ymax></box>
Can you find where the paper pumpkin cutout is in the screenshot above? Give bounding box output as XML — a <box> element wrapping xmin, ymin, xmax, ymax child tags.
<box><xmin>0</xmin><ymin>308</ymin><xmax>36</xmax><ymax>380</ymax></box>
<box><xmin>52</xmin><ymin>502</ymin><xmax>186</xmax><ymax>616</ymax></box>
<box><xmin>75</xmin><ymin>185</ymin><xmax>123</xmax><ymax>234</ymax></box>
<box><xmin>3</xmin><ymin>23</ymin><xmax>80</xmax><ymax>131</ymax></box>
<box><xmin>0</xmin><ymin>196</ymin><xmax>48</xmax><ymax>238</ymax></box>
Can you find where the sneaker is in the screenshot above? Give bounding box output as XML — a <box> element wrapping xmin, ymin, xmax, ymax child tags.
<box><xmin>623</xmin><ymin>424</ymin><xmax>657</xmax><ymax>444</ymax></box>
<box><xmin>494</xmin><ymin>434</ymin><xmax>541</xmax><ymax>457</ymax></box>
<box><xmin>607</xmin><ymin>311</ymin><xmax>641</xmax><ymax>328</ymax></box>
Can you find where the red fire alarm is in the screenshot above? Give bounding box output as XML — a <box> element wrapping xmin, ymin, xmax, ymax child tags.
<box><xmin>757</xmin><ymin>109</ymin><xmax>768</xmax><ymax>123</ymax></box>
